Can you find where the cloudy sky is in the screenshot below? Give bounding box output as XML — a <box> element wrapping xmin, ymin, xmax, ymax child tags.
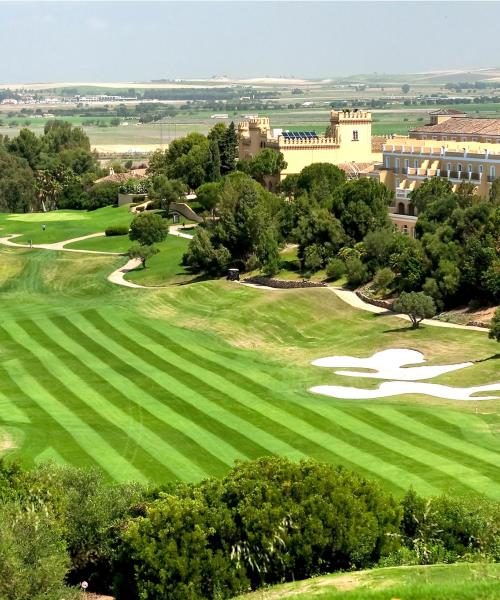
<box><xmin>2</xmin><ymin>1</ymin><xmax>500</xmax><ymax>83</ymax></box>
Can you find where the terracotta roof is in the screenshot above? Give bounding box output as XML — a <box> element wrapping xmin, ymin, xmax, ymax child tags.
<box><xmin>338</xmin><ymin>162</ymin><xmax>376</xmax><ymax>176</ymax></box>
<box><xmin>429</xmin><ymin>108</ymin><xmax>467</xmax><ymax>116</ymax></box>
<box><xmin>410</xmin><ymin>117</ymin><xmax>500</xmax><ymax>137</ymax></box>
<box><xmin>95</xmin><ymin>168</ymin><xmax>147</xmax><ymax>184</ymax></box>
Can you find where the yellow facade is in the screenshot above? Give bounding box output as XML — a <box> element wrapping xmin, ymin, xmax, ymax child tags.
<box><xmin>378</xmin><ymin>138</ymin><xmax>500</xmax><ymax>236</ymax></box>
<box><xmin>238</xmin><ymin>110</ymin><xmax>380</xmax><ymax>180</ymax></box>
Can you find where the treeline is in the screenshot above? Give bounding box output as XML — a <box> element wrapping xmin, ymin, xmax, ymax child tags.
<box><xmin>0</xmin><ymin>121</ymin><xmax>105</xmax><ymax>213</ymax></box>
<box><xmin>1</xmin><ymin>457</ymin><xmax>499</xmax><ymax>600</ymax></box>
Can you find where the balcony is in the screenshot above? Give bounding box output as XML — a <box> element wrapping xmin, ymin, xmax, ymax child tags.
<box><xmin>405</xmin><ymin>167</ymin><xmax>441</xmax><ymax>179</ymax></box>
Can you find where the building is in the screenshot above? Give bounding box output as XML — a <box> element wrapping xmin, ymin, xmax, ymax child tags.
<box><xmin>237</xmin><ymin>109</ymin><xmax>380</xmax><ymax>185</ymax></box>
<box><xmin>377</xmin><ymin>110</ymin><xmax>500</xmax><ymax>236</ymax></box>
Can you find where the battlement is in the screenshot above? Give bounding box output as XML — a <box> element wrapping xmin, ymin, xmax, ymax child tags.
<box><xmin>330</xmin><ymin>109</ymin><xmax>371</xmax><ymax>123</ymax></box>
<box><xmin>279</xmin><ymin>136</ymin><xmax>340</xmax><ymax>147</ymax></box>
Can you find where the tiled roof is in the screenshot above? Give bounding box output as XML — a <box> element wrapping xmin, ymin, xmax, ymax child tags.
<box><xmin>338</xmin><ymin>162</ymin><xmax>376</xmax><ymax>175</ymax></box>
<box><xmin>410</xmin><ymin>117</ymin><xmax>500</xmax><ymax>136</ymax></box>
<box><xmin>95</xmin><ymin>168</ymin><xmax>147</xmax><ymax>184</ymax></box>
<box><xmin>429</xmin><ymin>108</ymin><xmax>466</xmax><ymax>116</ymax></box>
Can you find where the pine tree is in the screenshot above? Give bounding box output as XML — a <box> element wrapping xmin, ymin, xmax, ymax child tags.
<box><xmin>208</xmin><ymin>138</ymin><xmax>221</xmax><ymax>182</ymax></box>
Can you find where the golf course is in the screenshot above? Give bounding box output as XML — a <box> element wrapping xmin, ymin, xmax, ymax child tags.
<box><xmin>0</xmin><ymin>207</ymin><xmax>499</xmax><ymax>498</ymax></box>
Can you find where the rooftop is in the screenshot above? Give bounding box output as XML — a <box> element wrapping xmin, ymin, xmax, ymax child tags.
<box><xmin>410</xmin><ymin>117</ymin><xmax>500</xmax><ymax>137</ymax></box>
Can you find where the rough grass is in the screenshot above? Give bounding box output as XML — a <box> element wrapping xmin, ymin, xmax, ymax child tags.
<box><xmin>0</xmin><ymin>213</ymin><xmax>499</xmax><ymax>497</ymax></box>
<box><xmin>236</xmin><ymin>563</ymin><xmax>500</xmax><ymax>599</ymax></box>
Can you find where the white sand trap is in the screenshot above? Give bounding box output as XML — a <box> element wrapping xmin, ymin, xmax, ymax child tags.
<box><xmin>310</xmin><ymin>382</ymin><xmax>500</xmax><ymax>401</ymax></box>
<box><xmin>311</xmin><ymin>349</ymin><xmax>473</xmax><ymax>381</ymax></box>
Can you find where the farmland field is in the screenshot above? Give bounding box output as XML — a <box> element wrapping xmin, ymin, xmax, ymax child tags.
<box><xmin>0</xmin><ymin>209</ymin><xmax>499</xmax><ymax>497</ymax></box>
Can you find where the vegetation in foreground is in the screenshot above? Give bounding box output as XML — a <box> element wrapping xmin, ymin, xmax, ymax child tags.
<box><xmin>1</xmin><ymin>457</ymin><xmax>500</xmax><ymax>600</ymax></box>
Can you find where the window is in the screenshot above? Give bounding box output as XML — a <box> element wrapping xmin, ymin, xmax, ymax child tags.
<box><xmin>352</xmin><ymin>130</ymin><xmax>359</xmax><ymax>141</ymax></box>
<box><xmin>414</xmin><ymin>159</ymin><xmax>418</xmax><ymax>169</ymax></box>
<box><xmin>398</xmin><ymin>202</ymin><xmax>405</xmax><ymax>215</ymax></box>
<box><xmin>468</xmin><ymin>164</ymin><xmax>472</xmax><ymax>173</ymax></box>
<box><xmin>447</xmin><ymin>163</ymin><xmax>451</xmax><ymax>171</ymax></box>
<box><xmin>395</xmin><ymin>158</ymin><xmax>400</xmax><ymax>171</ymax></box>
<box><xmin>404</xmin><ymin>159</ymin><xmax>409</xmax><ymax>170</ymax></box>
<box><xmin>384</xmin><ymin>155</ymin><xmax>390</xmax><ymax>168</ymax></box>
<box><xmin>408</xmin><ymin>203</ymin><xmax>415</xmax><ymax>217</ymax></box>
<box><xmin>458</xmin><ymin>163</ymin><xmax>462</xmax><ymax>172</ymax></box>
<box><xmin>479</xmin><ymin>165</ymin><xmax>483</xmax><ymax>174</ymax></box>
<box><xmin>402</xmin><ymin>224</ymin><xmax>408</xmax><ymax>235</ymax></box>
<box><xmin>490</xmin><ymin>166</ymin><xmax>496</xmax><ymax>180</ymax></box>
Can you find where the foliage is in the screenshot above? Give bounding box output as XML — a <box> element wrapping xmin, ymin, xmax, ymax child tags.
<box><xmin>489</xmin><ymin>307</ymin><xmax>500</xmax><ymax>342</ymax></box>
<box><xmin>84</xmin><ymin>180</ymin><xmax>120</xmax><ymax>210</ymax></box>
<box><xmin>373</xmin><ymin>267</ymin><xmax>396</xmax><ymax>296</ymax></box>
<box><xmin>294</xmin><ymin>207</ymin><xmax>345</xmax><ymax>270</ymax></box>
<box><xmin>129</xmin><ymin>212</ymin><xmax>169</xmax><ymax>246</ymax></box>
<box><xmin>326</xmin><ymin>257</ymin><xmax>346</xmax><ymax>280</ymax></box>
<box><xmin>241</xmin><ymin>149</ymin><xmax>287</xmax><ymax>187</ymax></box>
<box><xmin>0</xmin><ymin>151</ymin><xmax>36</xmax><ymax>212</ymax></box>
<box><xmin>185</xmin><ymin>172</ymin><xmax>284</xmax><ymax>275</ymax></box>
<box><xmin>196</xmin><ymin>181</ymin><xmax>220</xmax><ymax>217</ymax></box>
<box><xmin>393</xmin><ymin>291</ymin><xmax>436</xmax><ymax>328</ymax></box>
<box><xmin>345</xmin><ymin>256</ymin><xmax>369</xmax><ymax>287</ymax></box>
<box><xmin>105</xmin><ymin>225</ymin><xmax>129</xmax><ymax>236</ymax></box>
<box><xmin>119</xmin><ymin>458</ymin><xmax>401</xmax><ymax>598</ymax></box>
<box><xmin>148</xmin><ymin>174</ymin><xmax>186</xmax><ymax>210</ymax></box>
<box><xmin>118</xmin><ymin>178</ymin><xmax>150</xmax><ymax>195</ymax></box>
<box><xmin>128</xmin><ymin>244</ymin><xmax>160</xmax><ymax>268</ymax></box>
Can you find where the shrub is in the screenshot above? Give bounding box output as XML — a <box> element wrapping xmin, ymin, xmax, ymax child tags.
<box><xmin>373</xmin><ymin>267</ymin><xmax>396</xmax><ymax>295</ymax></box>
<box><xmin>393</xmin><ymin>291</ymin><xmax>436</xmax><ymax>328</ymax></box>
<box><xmin>326</xmin><ymin>258</ymin><xmax>346</xmax><ymax>280</ymax></box>
<box><xmin>345</xmin><ymin>256</ymin><xmax>369</xmax><ymax>287</ymax></box>
<box><xmin>105</xmin><ymin>225</ymin><xmax>129</xmax><ymax>237</ymax></box>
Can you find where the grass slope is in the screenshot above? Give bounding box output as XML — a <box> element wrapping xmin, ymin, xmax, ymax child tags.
<box><xmin>0</xmin><ymin>216</ymin><xmax>499</xmax><ymax>497</ymax></box>
<box><xmin>236</xmin><ymin>563</ymin><xmax>500</xmax><ymax>599</ymax></box>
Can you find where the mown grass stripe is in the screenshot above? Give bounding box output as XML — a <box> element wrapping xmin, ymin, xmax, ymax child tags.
<box><xmin>33</xmin><ymin>317</ymin><xmax>245</xmax><ymax>473</ymax></box>
<box><xmin>0</xmin><ymin>365</ymin><xmax>96</xmax><ymax>467</ymax></box>
<box><xmin>51</xmin><ymin>315</ymin><xmax>281</xmax><ymax>465</ymax></box>
<box><xmin>0</xmin><ymin>322</ymin><xmax>168</xmax><ymax>483</ymax></box>
<box><xmin>88</xmin><ymin>312</ymin><xmax>416</xmax><ymax>494</ymax></box>
<box><xmin>0</xmin><ymin>389</ymin><xmax>30</xmax><ymax>424</ymax></box>
<box><xmin>13</xmin><ymin>319</ymin><xmax>213</xmax><ymax>482</ymax></box>
<box><xmin>121</xmin><ymin>320</ymin><xmax>450</xmax><ymax>494</ymax></box>
<box><xmin>372</xmin><ymin>406</ymin><xmax>500</xmax><ymax>471</ymax></box>
<box><xmin>0</xmin><ymin>355</ymin><xmax>147</xmax><ymax>482</ymax></box>
<box><xmin>317</xmin><ymin>404</ymin><xmax>491</xmax><ymax>496</ymax></box>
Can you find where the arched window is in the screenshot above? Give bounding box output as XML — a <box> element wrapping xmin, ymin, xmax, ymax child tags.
<box><xmin>352</xmin><ymin>130</ymin><xmax>359</xmax><ymax>141</ymax></box>
<box><xmin>398</xmin><ymin>202</ymin><xmax>405</xmax><ymax>215</ymax></box>
<box><xmin>408</xmin><ymin>202</ymin><xmax>415</xmax><ymax>216</ymax></box>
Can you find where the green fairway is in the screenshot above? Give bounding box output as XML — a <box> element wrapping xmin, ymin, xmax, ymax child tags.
<box><xmin>0</xmin><ymin>205</ymin><xmax>132</xmax><ymax>244</ymax></box>
<box><xmin>0</xmin><ymin>221</ymin><xmax>499</xmax><ymax>497</ymax></box>
<box><xmin>237</xmin><ymin>563</ymin><xmax>500</xmax><ymax>599</ymax></box>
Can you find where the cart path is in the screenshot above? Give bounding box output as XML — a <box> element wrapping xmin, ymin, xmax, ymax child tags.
<box><xmin>0</xmin><ymin>232</ymin><xmax>123</xmax><ymax>255</ymax></box>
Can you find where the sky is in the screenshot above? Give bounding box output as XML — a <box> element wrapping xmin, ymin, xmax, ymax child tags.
<box><xmin>1</xmin><ymin>1</ymin><xmax>500</xmax><ymax>83</ymax></box>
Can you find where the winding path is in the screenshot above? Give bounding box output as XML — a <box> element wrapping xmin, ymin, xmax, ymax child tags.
<box><xmin>0</xmin><ymin>227</ymin><xmax>491</xmax><ymax>332</ymax></box>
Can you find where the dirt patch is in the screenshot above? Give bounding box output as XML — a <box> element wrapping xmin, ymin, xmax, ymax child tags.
<box><xmin>0</xmin><ymin>433</ymin><xmax>17</xmax><ymax>452</ymax></box>
<box><xmin>440</xmin><ymin>305</ymin><xmax>497</xmax><ymax>326</ymax></box>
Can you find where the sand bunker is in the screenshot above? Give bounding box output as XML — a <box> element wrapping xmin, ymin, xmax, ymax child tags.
<box><xmin>310</xmin><ymin>348</ymin><xmax>500</xmax><ymax>402</ymax></box>
<box><xmin>310</xmin><ymin>382</ymin><xmax>500</xmax><ymax>401</ymax></box>
<box><xmin>311</xmin><ymin>349</ymin><xmax>473</xmax><ymax>381</ymax></box>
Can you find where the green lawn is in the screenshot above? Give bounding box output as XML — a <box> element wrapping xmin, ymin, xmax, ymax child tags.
<box><xmin>124</xmin><ymin>235</ymin><xmax>194</xmax><ymax>286</ymax></box>
<box><xmin>0</xmin><ymin>214</ymin><xmax>499</xmax><ymax>498</ymax></box>
<box><xmin>0</xmin><ymin>205</ymin><xmax>132</xmax><ymax>244</ymax></box>
<box><xmin>65</xmin><ymin>233</ymin><xmax>130</xmax><ymax>253</ymax></box>
<box><xmin>237</xmin><ymin>563</ymin><xmax>500</xmax><ymax>600</ymax></box>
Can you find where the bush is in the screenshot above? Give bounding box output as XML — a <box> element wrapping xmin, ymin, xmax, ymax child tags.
<box><xmin>345</xmin><ymin>256</ymin><xmax>369</xmax><ymax>287</ymax></box>
<box><xmin>84</xmin><ymin>181</ymin><xmax>120</xmax><ymax>210</ymax></box>
<box><xmin>105</xmin><ymin>226</ymin><xmax>129</xmax><ymax>237</ymax></box>
<box><xmin>393</xmin><ymin>291</ymin><xmax>436</xmax><ymax>328</ymax></box>
<box><xmin>326</xmin><ymin>258</ymin><xmax>346</xmax><ymax>280</ymax></box>
<box><xmin>119</xmin><ymin>458</ymin><xmax>401</xmax><ymax>598</ymax></box>
<box><xmin>373</xmin><ymin>267</ymin><xmax>396</xmax><ymax>295</ymax></box>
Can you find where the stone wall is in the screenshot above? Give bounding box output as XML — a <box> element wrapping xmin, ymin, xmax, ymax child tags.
<box><xmin>243</xmin><ymin>276</ymin><xmax>327</xmax><ymax>289</ymax></box>
<box><xmin>355</xmin><ymin>288</ymin><xmax>394</xmax><ymax>310</ymax></box>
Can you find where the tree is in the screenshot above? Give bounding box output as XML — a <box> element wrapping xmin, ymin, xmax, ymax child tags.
<box><xmin>489</xmin><ymin>177</ymin><xmax>500</xmax><ymax>204</ymax></box>
<box><xmin>220</xmin><ymin>121</ymin><xmax>238</xmax><ymax>175</ymax></box>
<box><xmin>489</xmin><ymin>307</ymin><xmax>500</xmax><ymax>342</ymax></box>
<box><xmin>148</xmin><ymin>175</ymin><xmax>186</xmax><ymax>211</ymax></box>
<box><xmin>393</xmin><ymin>291</ymin><xmax>436</xmax><ymax>328</ymax></box>
<box><xmin>0</xmin><ymin>151</ymin><xmax>36</xmax><ymax>212</ymax></box>
<box><xmin>294</xmin><ymin>207</ymin><xmax>345</xmax><ymax>271</ymax></box>
<box><xmin>247</xmin><ymin>149</ymin><xmax>287</xmax><ymax>187</ymax></box>
<box><xmin>345</xmin><ymin>256</ymin><xmax>369</xmax><ymax>287</ymax></box>
<box><xmin>84</xmin><ymin>180</ymin><xmax>120</xmax><ymax>210</ymax></box>
<box><xmin>196</xmin><ymin>181</ymin><xmax>220</xmax><ymax>218</ymax></box>
<box><xmin>129</xmin><ymin>212</ymin><xmax>169</xmax><ymax>246</ymax></box>
<box><xmin>128</xmin><ymin>244</ymin><xmax>159</xmax><ymax>268</ymax></box>
<box><xmin>401</xmin><ymin>84</ymin><xmax>411</xmax><ymax>94</ymax></box>
<box><xmin>8</xmin><ymin>127</ymin><xmax>42</xmax><ymax>169</ymax></box>
<box><xmin>207</xmin><ymin>137</ymin><xmax>222</xmax><ymax>182</ymax></box>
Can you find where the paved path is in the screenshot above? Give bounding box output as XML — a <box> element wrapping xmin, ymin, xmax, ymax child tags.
<box><xmin>0</xmin><ymin>232</ymin><xmax>123</xmax><ymax>255</ymax></box>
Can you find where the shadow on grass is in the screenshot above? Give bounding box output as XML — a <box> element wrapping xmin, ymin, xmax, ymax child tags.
<box><xmin>474</xmin><ymin>353</ymin><xmax>500</xmax><ymax>363</ymax></box>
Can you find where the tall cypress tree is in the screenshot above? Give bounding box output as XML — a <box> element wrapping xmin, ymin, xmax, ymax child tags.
<box><xmin>221</xmin><ymin>121</ymin><xmax>238</xmax><ymax>175</ymax></box>
<box><xmin>208</xmin><ymin>138</ymin><xmax>221</xmax><ymax>182</ymax></box>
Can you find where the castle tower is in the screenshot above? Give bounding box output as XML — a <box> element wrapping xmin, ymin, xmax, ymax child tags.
<box><xmin>238</xmin><ymin>117</ymin><xmax>272</xmax><ymax>160</ymax></box>
<box><xmin>329</xmin><ymin>109</ymin><xmax>372</xmax><ymax>156</ymax></box>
